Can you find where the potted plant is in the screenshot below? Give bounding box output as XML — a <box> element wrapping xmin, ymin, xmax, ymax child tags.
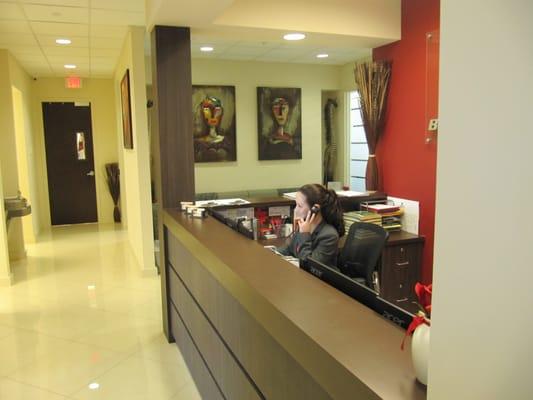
<box><xmin>105</xmin><ymin>163</ymin><xmax>121</xmax><ymax>223</ymax></box>
<box><xmin>401</xmin><ymin>282</ymin><xmax>432</xmax><ymax>385</ymax></box>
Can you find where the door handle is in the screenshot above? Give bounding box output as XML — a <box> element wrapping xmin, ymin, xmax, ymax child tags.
<box><xmin>86</xmin><ymin>171</ymin><xmax>95</xmax><ymax>176</ymax></box>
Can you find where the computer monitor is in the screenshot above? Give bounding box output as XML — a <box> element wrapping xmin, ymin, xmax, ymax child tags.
<box><xmin>209</xmin><ymin>208</ymin><xmax>228</xmax><ymax>225</ymax></box>
<box><xmin>208</xmin><ymin>209</ymin><xmax>254</xmax><ymax>239</ymax></box>
<box><xmin>375</xmin><ymin>296</ymin><xmax>415</xmax><ymax>330</ymax></box>
<box><xmin>305</xmin><ymin>257</ymin><xmax>415</xmax><ymax>329</ymax></box>
<box><xmin>303</xmin><ymin>258</ymin><xmax>377</xmax><ymax>311</ymax></box>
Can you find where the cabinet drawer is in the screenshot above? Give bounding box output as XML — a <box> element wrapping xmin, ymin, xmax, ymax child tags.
<box><xmin>380</xmin><ymin>243</ymin><xmax>422</xmax><ymax>307</ymax></box>
<box><xmin>386</xmin><ymin>244</ymin><xmax>417</xmax><ymax>268</ymax></box>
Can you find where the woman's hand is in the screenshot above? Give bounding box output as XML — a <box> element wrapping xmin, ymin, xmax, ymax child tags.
<box><xmin>298</xmin><ymin>211</ymin><xmax>316</xmax><ymax>234</ymax></box>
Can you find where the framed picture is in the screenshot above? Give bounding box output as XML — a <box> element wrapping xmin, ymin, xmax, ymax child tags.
<box><xmin>120</xmin><ymin>69</ymin><xmax>133</xmax><ymax>149</ymax></box>
<box><xmin>257</xmin><ymin>87</ymin><xmax>302</xmax><ymax>160</ymax></box>
<box><xmin>192</xmin><ymin>85</ymin><xmax>236</xmax><ymax>162</ymax></box>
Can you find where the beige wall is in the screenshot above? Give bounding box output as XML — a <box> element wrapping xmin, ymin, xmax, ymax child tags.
<box><xmin>339</xmin><ymin>62</ymin><xmax>357</xmax><ymax>91</ymax></box>
<box><xmin>10</xmin><ymin>51</ymin><xmax>39</xmax><ymax>244</ymax></box>
<box><xmin>0</xmin><ymin>51</ymin><xmax>19</xmax><ymax>196</ymax></box>
<box><xmin>114</xmin><ymin>26</ymin><xmax>155</xmax><ymax>273</ymax></box>
<box><xmin>192</xmin><ymin>59</ymin><xmax>342</xmax><ymax>193</ymax></box>
<box><xmin>12</xmin><ymin>88</ymin><xmax>37</xmax><ymax>244</ymax></box>
<box><xmin>0</xmin><ymin>49</ymin><xmax>35</xmax><ymax>282</ymax></box>
<box><xmin>338</xmin><ymin>57</ymin><xmax>372</xmax><ymax>91</ymax></box>
<box><xmin>0</xmin><ymin>50</ymin><xmax>26</xmax><ymax>266</ymax></box>
<box><xmin>146</xmin><ymin>55</ymin><xmax>366</xmax><ymax>193</ymax></box>
<box><xmin>31</xmin><ymin>78</ymin><xmax>119</xmax><ymax>229</ymax></box>
<box><xmin>429</xmin><ymin>1</ymin><xmax>533</xmax><ymax>398</ymax></box>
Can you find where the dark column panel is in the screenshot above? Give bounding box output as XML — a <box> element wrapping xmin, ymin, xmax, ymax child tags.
<box><xmin>150</xmin><ymin>25</ymin><xmax>195</xmax><ymax>339</ymax></box>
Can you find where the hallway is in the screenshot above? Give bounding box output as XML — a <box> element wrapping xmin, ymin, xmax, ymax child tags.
<box><xmin>0</xmin><ymin>224</ymin><xmax>200</xmax><ymax>399</ymax></box>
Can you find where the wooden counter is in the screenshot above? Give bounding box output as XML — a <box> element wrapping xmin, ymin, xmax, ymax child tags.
<box><xmin>163</xmin><ymin>208</ymin><xmax>426</xmax><ymax>400</ymax></box>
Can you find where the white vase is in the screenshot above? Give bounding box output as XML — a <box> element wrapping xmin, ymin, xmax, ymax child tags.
<box><xmin>411</xmin><ymin>323</ymin><xmax>430</xmax><ymax>385</ymax></box>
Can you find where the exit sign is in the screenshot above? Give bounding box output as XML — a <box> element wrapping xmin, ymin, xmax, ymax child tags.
<box><xmin>65</xmin><ymin>76</ymin><xmax>82</xmax><ymax>89</ymax></box>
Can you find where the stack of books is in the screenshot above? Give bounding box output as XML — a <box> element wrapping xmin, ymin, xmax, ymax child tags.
<box><xmin>343</xmin><ymin>211</ymin><xmax>382</xmax><ymax>234</ymax></box>
<box><xmin>361</xmin><ymin>203</ymin><xmax>404</xmax><ymax>231</ymax></box>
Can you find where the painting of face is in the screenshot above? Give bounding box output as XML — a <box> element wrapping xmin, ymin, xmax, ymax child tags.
<box><xmin>271</xmin><ymin>98</ymin><xmax>289</xmax><ymax>126</ymax></box>
<box><xmin>192</xmin><ymin>85</ymin><xmax>236</xmax><ymax>163</ymax></box>
<box><xmin>257</xmin><ymin>87</ymin><xmax>302</xmax><ymax>160</ymax></box>
<box><xmin>201</xmin><ymin>97</ymin><xmax>223</xmax><ymax>127</ymax></box>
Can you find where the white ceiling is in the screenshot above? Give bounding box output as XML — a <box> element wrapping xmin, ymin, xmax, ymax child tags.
<box><xmin>0</xmin><ymin>0</ymin><xmax>144</xmax><ymax>78</ymax></box>
<box><xmin>212</xmin><ymin>0</ymin><xmax>400</xmax><ymax>40</ymax></box>
<box><xmin>1</xmin><ymin>0</ymin><xmax>399</xmax><ymax>78</ymax></box>
<box><xmin>190</xmin><ymin>38</ymin><xmax>371</xmax><ymax>65</ymax></box>
<box><xmin>146</xmin><ymin>0</ymin><xmax>400</xmax><ymax>67</ymax></box>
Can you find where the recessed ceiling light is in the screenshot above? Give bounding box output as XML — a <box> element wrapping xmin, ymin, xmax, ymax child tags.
<box><xmin>316</xmin><ymin>53</ymin><xmax>329</xmax><ymax>58</ymax></box>
<box><xmin>200</xmin><ymin>46</ymin><xmax>214</xmax><ymax>52</ymax></box>
<box><xmin>88</xmin><ymin>382</ymin><xmax>100</xmax><ymax>390</ymax></box>
<box><xmin>64</xmin><ymin>64</ymin><xmax>77</xmax><ymax>69</ymax></box>
<box><xmin>283</xmin><ymin>33</ymin><xmax>306</xmax><ymax>41</ymax></box>
<box><xmin>55</xmin><ymin>38</ymin><xmax>71</xmax><ymax>45</ymax></box>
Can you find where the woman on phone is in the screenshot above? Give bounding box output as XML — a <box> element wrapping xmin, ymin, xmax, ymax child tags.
<box><xmin>277</xmin><ymin>183</ymin><xmax>345</xmax><ymax>267</ymax></box>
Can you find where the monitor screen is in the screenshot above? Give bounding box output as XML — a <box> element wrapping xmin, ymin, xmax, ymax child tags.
<box><xmin>304</xmin><ymin>257</ymin><xmax>415</xmax><ymax>329</ymax></box>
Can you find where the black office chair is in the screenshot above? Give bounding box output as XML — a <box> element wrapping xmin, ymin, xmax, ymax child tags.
<box><xmin>338</xmin><ymin>222</ymin><xmax>389</xmax><ymax>291</ymax></box>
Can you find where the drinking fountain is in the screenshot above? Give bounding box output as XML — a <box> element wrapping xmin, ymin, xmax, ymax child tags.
<box><xmin>4</xmin><ymin>191</ymin><xmax>31</xmax><ymax>230</ymax></box>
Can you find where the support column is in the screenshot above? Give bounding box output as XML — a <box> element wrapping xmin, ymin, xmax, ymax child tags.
<box><xmin>150</xmin><ymin>26</ymin><xmax>195</xmax><ymax>339</ymax></box>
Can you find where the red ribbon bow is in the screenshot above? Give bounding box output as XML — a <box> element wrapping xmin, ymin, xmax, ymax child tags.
<box><xmin>414</xmin><ymin>282</ymin><xmax>432</xmax><ymax>314</ymax></box>
<box><xmin>401</xmin><ymin>315</ymin><xmax>429</xmax><ymax>350</ymax></box>
<box><xmin>400</xmin><ymin>282</ymin><xmax>432</xmax><ymax>350</ymax></box>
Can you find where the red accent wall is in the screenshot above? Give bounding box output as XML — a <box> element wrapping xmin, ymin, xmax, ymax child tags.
<box><xmin>373</xmin><ymin>0</ymin><xmax>440</xmax><ymax>283</ymax></box>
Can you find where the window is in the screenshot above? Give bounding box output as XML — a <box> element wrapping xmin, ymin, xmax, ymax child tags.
<box><xmin>348</xmin><ymin>91</ymin><xmax>368</xmax><ymax>192</ymax></box>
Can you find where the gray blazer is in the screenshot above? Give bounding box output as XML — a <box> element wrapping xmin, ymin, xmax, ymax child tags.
<box><xmin>277</xmin><ymin>221</ymin><xmax>339</xmax><ymax>267</ymax></box>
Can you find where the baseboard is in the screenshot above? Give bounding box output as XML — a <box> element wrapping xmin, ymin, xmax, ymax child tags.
<box><xmin>0</xmin><ymin>272</ymin><xmax>14</xmax><ymax>286</ymax></box>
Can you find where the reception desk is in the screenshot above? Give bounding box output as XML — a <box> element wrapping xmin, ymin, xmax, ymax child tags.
<box><xmin>162</xmin><ymin>207</ymin><xmax>426</xmax><ymax>399</ymax></box>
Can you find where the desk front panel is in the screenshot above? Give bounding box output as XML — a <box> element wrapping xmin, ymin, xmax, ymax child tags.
<box><xmin>169</xmin><ymin>305</ymin><xmax>224</xmax><ymax>400</ymax></box>
<box><xmin>162</xmin><ymin>209</ymin><xmax>426</xmax><ymax>400</ymax></box>
<box><xmin>167</xmin><ymin>227</ymin><xmax>334</xmax><ymax>400</ymax></box>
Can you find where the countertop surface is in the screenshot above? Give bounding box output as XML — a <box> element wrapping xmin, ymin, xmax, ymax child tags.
<box><xmin>163</xmin><ymin>208</ymin><xmax>427</xmax><ymax>400</ymax></box>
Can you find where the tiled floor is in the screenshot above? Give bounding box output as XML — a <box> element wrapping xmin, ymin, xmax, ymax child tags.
<box><xmin>0</xmin><ymin>224</ymin><xmax>201</xmax><ymax>400</ymax></box>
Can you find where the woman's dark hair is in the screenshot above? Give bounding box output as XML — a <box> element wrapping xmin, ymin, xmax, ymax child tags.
<box><xmin>298</xmin><ymin>183</ymin><xmax>345</xmax><ymax>237</ymax></box>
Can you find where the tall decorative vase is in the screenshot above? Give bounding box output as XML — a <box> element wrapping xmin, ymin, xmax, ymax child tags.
<box><xmin>113</xmin><ymin>205</ymin><xmax>121</xmax><ymax>223</ymax></box>
<box><xmin>411</xmin><ymin>323</ymin><xmax>430</xmax><ymax>385</ymax></box>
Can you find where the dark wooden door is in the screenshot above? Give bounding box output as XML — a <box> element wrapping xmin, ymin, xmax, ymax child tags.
<box><xmin>42</xmin><ymin>102</ymin><xmax>98</xmax><ymax>225</ymax></box>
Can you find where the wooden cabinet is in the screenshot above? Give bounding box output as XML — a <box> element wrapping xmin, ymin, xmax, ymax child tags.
<box><xmin>379</xmin><ymin>231</ymin><xmax>425</xmax><ymax>314</ymax></box>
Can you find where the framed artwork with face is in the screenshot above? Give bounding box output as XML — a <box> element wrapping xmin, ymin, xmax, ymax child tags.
<box><xmin>120</xmin><ymin>69</ymin><xmax>133</xmax><ymax>149</ymax></box>
<box><xmin>192</xmin><ymin>85</ymin><xmax>236</xmax><ymax>162</ymax></box>
<box><xmin>257</xmin><ymin>87</ymin><xmax>302</xmax><ymax>160</ymax></box>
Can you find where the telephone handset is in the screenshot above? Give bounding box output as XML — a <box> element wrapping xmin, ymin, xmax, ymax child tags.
<box><xmin>294</xmin><ymin>205</ymin><xmax>320</xmax><ymax>233</ymax></box>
